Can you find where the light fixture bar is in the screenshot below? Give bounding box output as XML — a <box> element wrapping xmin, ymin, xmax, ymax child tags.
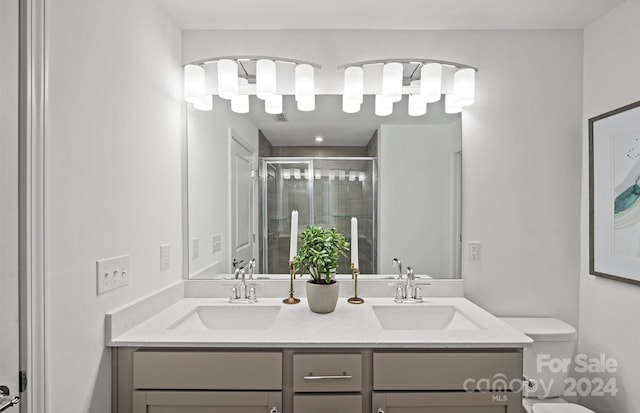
<box><xmin>337</xmin><ymin>58</ymin><xmax>477</xmax><ymax>72</ymax></box>
<box><xmin>189</xmin><ymin>55</ymin><xmax>322</xmax><ymax>69</ymax></box>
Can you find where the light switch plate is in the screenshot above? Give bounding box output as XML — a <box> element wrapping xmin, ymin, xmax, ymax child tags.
<box><xmin>96</xmin><ymin>254</ymin><xmax>129</xmax><ymax>295</ymax></box>
<box><xmin>211</xmin><ymin>234</ymin><xmax>222</xmax><ymax>253</ymax></box>
<box><xmin>160</xmin><ymin>244</ymin><xmax>170</xmax><ymax>271</ymax></box>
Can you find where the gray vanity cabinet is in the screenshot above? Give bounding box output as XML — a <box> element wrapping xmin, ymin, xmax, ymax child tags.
<box><xmin>113</xmin><ymin>348</ymin><xmax>523</xmax><ymax>413</ymax></box>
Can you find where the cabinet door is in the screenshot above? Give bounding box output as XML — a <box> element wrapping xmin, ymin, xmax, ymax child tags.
<box><xmin>133</xmin><ymin>391</ymin><xmax>281</xmax><ymax>413</ymax></box>
<box><xmin>372</xmin><ymin>392</ymin><xmax>521</xmax><ymax>413</ymax></box>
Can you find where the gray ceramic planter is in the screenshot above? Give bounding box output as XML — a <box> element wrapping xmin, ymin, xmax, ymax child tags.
<box><xmin>306</xmin><ymin>281</ymin><xmax>339</xmax><ymax>314</ymax></box>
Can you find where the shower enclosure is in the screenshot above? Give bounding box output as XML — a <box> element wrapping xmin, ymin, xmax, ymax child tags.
<box><xmin>260</xmin><ymin>157</ymin><xmax>377</xmax><ymax>275</ymax></box>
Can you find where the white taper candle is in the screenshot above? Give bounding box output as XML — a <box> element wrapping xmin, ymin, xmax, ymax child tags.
<box><xmin>289</xmin><ymin>210</ymin><xmax>298</xmax><ymax>261</ymax></box>
<box><xmin>351</xmin><ymin>217</ymin><xmax>359</xmax><ymax>268</ymax></box>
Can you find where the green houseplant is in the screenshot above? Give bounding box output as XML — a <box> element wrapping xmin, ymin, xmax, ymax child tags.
<box><xmin>293</xmin><ymin>226</ymin><xmax>349</xmax><ymax>313</ymax></box>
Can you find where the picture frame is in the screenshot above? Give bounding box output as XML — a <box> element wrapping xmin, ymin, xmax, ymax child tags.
<box><xmin>589</xmin><ymin>100</ymin><xmax>640</xmax><ymax>286</ymax></box>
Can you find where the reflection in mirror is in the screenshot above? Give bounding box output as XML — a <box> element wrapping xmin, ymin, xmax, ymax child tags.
<box><xmin>260</xmin><ymin>157</ymin><xmax>377</xmax><ymax>275</ymax></box>
<box><xmin>187</xmin><ymin>95</ymin><xmax>461</xmax><ymax>279</ymax></box>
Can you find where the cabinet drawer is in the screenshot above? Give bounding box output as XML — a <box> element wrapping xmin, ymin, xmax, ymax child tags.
<box><xmin>373</xmin><ymin>391</ymin><xmax>521</xmax><ymax>413</ymax></box>
<box><xmin>133</xmin><ymin>351</ymin><xmax>282</xmax><ymax>390</ymax></box>
<box><xmin>373</xmin><ymin>351</ymin><xmax>522</xmax><ymax>391</ymax></box>
<box><xmin>293</xmin><ymin>394</ymin><xmax>362</xmax><ymax>413</ymax></box>
<box><xmin>293</xmin><ymin>353</ymin><xmax>362</xmax><ymax>392</ymax></box>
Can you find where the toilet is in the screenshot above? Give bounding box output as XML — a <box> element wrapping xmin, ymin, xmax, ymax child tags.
<box><xmin>499</xmin><ymin>317</ymin><xmax>596</xmax><ymax>413</ymax></box>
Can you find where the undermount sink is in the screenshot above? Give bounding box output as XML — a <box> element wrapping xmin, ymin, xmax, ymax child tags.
<box><xmin>169</xmin><ymin>305</ymin><xmax>281</xmax><ymax>330</ymax></box>
<box><xmin>372</xmin><ymin>305</ymin><xmax>483</xmax><ymax>331</ymax></box>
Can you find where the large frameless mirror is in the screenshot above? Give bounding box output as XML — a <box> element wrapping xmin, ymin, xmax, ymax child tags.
<box><xmin>186</xmin><ymin>94</ymin><xmax>462</xmax><ymax>279</ymax></box>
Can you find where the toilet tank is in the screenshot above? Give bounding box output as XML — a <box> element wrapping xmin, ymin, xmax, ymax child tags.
<box><xmin>500</xmin><ymin>317</ymin><xmax>577</xmax><ymax>399</ymax></box>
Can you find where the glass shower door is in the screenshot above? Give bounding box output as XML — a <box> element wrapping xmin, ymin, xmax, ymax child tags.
<box><xmin>261</xmin><ymin>161</ymin><xmax>312</xmax><ymax>274</ymax></box>
<box><xmin>261</xmin><ymin>158</ymin><xmax>377</xmax><ymax>275</ymax></box>
<box><xmin>312</xmin><ymin>159</ymin><xmax>376</xmax><ymax>274</ymax></box>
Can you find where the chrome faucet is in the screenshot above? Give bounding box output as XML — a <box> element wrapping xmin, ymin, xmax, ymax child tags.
<box><xmin>394</xmin><ymin>266</ymin><xmax>423</xmax><ymax>303</ymax></box>
<box><xmin>392</xmin><ymin>258</ymin><xmax>403</xmax><ymax>280</ymax></box>
<box><xmin>248</xmin><ymin>258</ymin><xmax>256</xmax><ymax>280</ymax></box>
<box><xmin>230</xmin><ymin>267</ymin><xmax>257</xmax><ymax>303</ymax></box>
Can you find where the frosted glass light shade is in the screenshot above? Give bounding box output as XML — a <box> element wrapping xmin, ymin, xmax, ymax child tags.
<box><xmin>375</xmin><ymin>95</ymin><xmax>393</xmax><ymax>116</ymax></box>
<box><xmin>193</xmin><ymin>95</ymin><xmax>213</xmax><ymax>111</ymax></box>
<box><xmin>420</xmin><ymin>63</ymin><xmax>442</xmax><ymax>103</ymax></box>
<box><xmin>343</xmin><ymin>66</ymin><xmax>363</xmax><ymax>113</ymax></box>
<box><xmin>231</xmin><ymin>94</ymin><xmax>249</xmax><ymax>113</ymax></box>
<box><xmin>297</xmin><ymin>95</ymin><xmax>315</xmax><ymax>111</ymax></box>
<box><xmin>217</xmin><ymin>59</ymin><xmax>238</xmax><ymax>100</ymax></box>
<box><xmin>265</xmin><ymin>94</ymin><xmax>283</xmax><ymax>114</ymax></box>
<box><xmin>382</xmin><ymin>62</ymin><xmax>403</xmax><ymax>103</ymax></box>
<box><xmin>454</xmin><ymin>68</ymin><xmax>475</xmax><ymax>106</ymax></box>
<box><xmin>445</xmin><ymin>93</ymin><xmax>462</xmax><ymax>114</ymax></box>
<box><xmin>295</xmin><ymin>64</ymin><xmax>315</xmax><ymax>111</ymax></box>
<box><xmin>184</xmin><ymin>64</ymin><xmax>206</xmax><ymax>104</ymax></box>
<box><xmin>256</xmin><ymin>59</ymin><xmax>277</xmax><ymax>100</ymax></box>
<box><xmin>408</xmin><ymin>94</ymin><xmax>427</xmax><ymax>116</ymax></box>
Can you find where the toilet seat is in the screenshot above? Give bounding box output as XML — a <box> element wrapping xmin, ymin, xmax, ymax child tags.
<box><xmin>532</xmin><ymin>403</ymin><xmax>596</xmax><ymax>413</ymax></box>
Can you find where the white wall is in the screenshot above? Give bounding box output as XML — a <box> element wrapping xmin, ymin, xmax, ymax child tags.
<box><xmin>580</xmin><ymin>2</ymin><xmax>640</xmax><ymax>412</ymax></box>
<box><xmin>45</xmin><ymin>0</ymin><xmax>182</xmax><ymax>411</ymax></box>
<box><xmin>187</xmin><ymin>98</ymin><xmax>259</xmax><ymax>277</ymax></box>
<box><xmin>378</xmin><ymin>122</ymin><xmax>462</xmax><ymax>277</ymax></box>
<box><xmin>183</xmin><ymin>29</ymin><xmax>583</xmax><ymax>326</ymax></box>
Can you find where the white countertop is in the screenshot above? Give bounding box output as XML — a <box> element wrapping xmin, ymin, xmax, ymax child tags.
<box><xmin>107</xmin><ymin>295</ymin><xmax>532</xmax><ymax>349</ymax></box>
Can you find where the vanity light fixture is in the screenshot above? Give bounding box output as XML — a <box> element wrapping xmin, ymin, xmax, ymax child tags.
<box><xmin>183</xmin><ymin>56</ymin><xmax>321</xmax><ymax>114</ymax></box>
<box><xmin>338</xmin><ymin>58</ymin><xmax>477</xmax><ymax>116</ymax></box>
<box><xmin>314</xmin><ymin>136</ymin><xmax>324</xmax><ymax>142</ymax></box>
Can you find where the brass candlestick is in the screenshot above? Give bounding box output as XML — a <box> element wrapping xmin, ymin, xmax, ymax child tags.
<box><xmin>347</xmin><ymin>263</ymin><xmax>365</xmax><ymax>304</ymax></box>
<box><xmin>283</xmin><ymin>261</ymin><xmax>300</xmax><ymax>304</ymax></box>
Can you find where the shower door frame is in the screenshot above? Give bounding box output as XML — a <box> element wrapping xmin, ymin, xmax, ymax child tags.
<box><xmin>259</xmin><ymin>157</ymin><xmax>378</xmax><ymax>274</ymax></box>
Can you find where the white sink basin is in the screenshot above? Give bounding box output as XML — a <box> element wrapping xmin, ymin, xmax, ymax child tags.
<box><xmin>169</xmin><ymin>305</ymin><xmax>281</xmax><ymax>330</ymax></box>
<box><xmin>372</xmin><ymin>305</ymin><xmax>483</xmax><ymax>331</ymax></box>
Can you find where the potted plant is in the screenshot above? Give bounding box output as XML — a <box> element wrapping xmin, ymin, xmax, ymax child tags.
<box><xmin>293</xmin><ymin>226</ymin><xmax>350</xmax><ymax>313</ymax></box>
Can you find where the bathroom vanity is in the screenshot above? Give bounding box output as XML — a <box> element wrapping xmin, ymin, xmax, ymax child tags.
<box><xmin>107</xmin><ymin>280</ymin><xmax>531</xmax><ymax>413</ymax></box>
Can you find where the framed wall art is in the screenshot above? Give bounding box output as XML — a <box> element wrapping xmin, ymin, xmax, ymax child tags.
<box><xmin>589</xmin><ymin>99</ymin><xmax>640</xmax><ymax>285</ymax></box>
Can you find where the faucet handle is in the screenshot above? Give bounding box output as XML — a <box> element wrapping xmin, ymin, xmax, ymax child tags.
<box><xmin>414</xmin><ymin>286</ymin><xmax>422</xmax><ymax>300</ymax></box>
<box><xmin>395</xmin><ymin>287</ymin><xmax>403</xmax><ymax>301</ymax></box>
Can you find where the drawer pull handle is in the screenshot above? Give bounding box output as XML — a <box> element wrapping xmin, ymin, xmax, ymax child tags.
<box><xmin>303</xmin><ymin>372</ymin><xmax>353</xmax><ymax>380</ymax></box>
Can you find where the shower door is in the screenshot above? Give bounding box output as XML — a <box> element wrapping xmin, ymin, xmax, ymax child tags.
<box><xmin>260</xmin><ymin>158</ymin><xmax>377</xmax><ymax>274</ymax></box>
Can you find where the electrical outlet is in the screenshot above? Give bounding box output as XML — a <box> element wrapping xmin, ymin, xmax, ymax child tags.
<box><xmin>96</xmin><ymin>254</ymin><xmax>129</xmax><ymax>295</ymax></box>
<box><xmin>160</xmin><ymin>244</ymin><xmax>170</xmax><ymax>271</ymax></box>
<box><xmin>192</xmin><ymin>238</ymin><xmax>200</xmax><ymax>260</ymax></box>
<box><xmin>211</xmin><ymin>234</ymin><xmax>222</xmax><ymax>253</ymax></box>
<box><xmin>468</xmin><ymin>241</ymin><xmax>481</xmax><ymax>260</ymax></box>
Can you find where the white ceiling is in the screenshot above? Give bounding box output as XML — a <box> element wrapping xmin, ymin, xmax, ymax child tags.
<box><xmin>156</xmin><ymin>0</ymin><xmax>623</xmax><ymax>31</ymax></box>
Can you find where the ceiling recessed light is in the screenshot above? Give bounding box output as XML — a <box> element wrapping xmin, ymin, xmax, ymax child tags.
<box><xmin>314</xmin><ymin>136</ymin><xmax>324</xmax><ymax>142</ymax></box>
